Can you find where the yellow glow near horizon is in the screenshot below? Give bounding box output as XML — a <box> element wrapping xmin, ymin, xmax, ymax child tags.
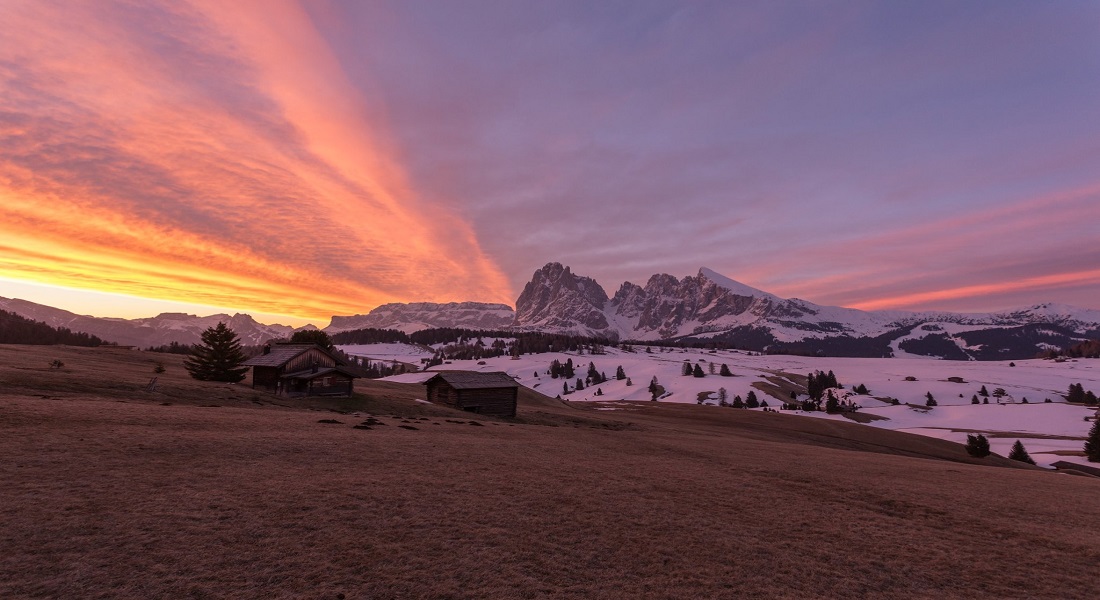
<box><xmin>0</xmin><ymin>0</ymin><xmax>512</xmax><ymax>323</ymax></box>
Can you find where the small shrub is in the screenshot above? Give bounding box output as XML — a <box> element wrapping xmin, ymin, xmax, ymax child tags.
<box><xmin>153</xmin><ymin>362</ymin><xmax>166</xmax><ymax>374</ymax></box>
<box><xmin>49</xmin><ymin>359</ymin><xmax>64</xmax><ymax>369</ymax></box>
<box><xmin>904</xmin><ymin>376</ymin><xmax>917</xmax><ymax>382</ymax></box>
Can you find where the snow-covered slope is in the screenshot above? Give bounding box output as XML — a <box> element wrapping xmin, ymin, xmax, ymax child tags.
<box><xmin>512</xmin><ymin>263</ymin><xmax>1100</xmax><ymax>358</ymax></box>
<box><xmin>370</xmin><ymin>342</ymin><xmax>1100</xmax><ymax>468</ymax></box>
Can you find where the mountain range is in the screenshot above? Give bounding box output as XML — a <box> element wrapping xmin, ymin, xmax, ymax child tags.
<box><xmin>3</xmin><ymin>262</ymin><xmax>1099</xmax><ymax>359</ymax></box>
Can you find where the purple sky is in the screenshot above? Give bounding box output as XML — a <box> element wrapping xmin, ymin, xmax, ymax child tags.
<box><xmin>2</xmin><ymin>0</ymin><xmax>1099</xmax><ymax>324</ymax></box>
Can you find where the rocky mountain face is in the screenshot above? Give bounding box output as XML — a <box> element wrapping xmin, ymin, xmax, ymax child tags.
<box><xmin>512</xmin><ymin>263</ymin><xmax>611</xmax><ymax>335</ymax></box>
<box><xmin>0</xmin><ymin>297</ymin><xmax>295</xmax><ymax>347</ymax></box>
<box><xmin>510</xmin><ymin>263</ymin><xmax>1100</xmax><ymax>359</ymax></box>
<box><xmin>326</xmin><ymin>302</ymin><xmax>515</xmax><ymax>334</ymax></box>
<box><xmin>5</xmin><ymin>262</ymin><xmax>1099</xmax><ymax>360</ymax></box>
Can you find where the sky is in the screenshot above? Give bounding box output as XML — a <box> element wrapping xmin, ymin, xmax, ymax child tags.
<box><xmin>1</xmin><ymin>0</ymin><xmax>1098</xmax><ymax>327</ymax></box>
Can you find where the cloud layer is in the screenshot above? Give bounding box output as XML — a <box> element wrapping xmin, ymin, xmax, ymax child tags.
<box><xmin>0</xmin><ymin>0</ymin><xmax>512</xmax><ymax>321</ymax></box>
<box><xmin>2</xmin><ymin>0</ymin><xmax>1099</xmax><ymax>320</ymax></box>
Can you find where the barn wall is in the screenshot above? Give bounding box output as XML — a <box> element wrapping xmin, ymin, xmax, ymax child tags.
<box><xmin>456</xmin><ymin>388</ymin><xmax>517</xmax><ymax>417</ymax></box>
<box><xmin>427</xmin><ymin>381</ymin><xmax>458</xmax><ymax>407</ymax></box>
<box><xmin>252</xmin><ymin>366</ymin><xmax>280</xmax><ymax>390</ymax></box>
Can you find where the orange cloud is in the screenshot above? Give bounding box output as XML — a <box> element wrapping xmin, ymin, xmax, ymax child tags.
<box><xmin>0</xmin><ymin>0</ymin><xmax>512</xmax><ymax>322</ymax></box>
<box><xmin>849</xmin><ymin>268</ymin><xmax>1100</xmax><ymax>311</ymax></box>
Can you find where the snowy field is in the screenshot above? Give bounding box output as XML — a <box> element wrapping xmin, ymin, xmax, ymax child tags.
<box><xmin>342</xmin><ymin>343</ymin><xmax>1100</xmax><ymax>469</ymax></box>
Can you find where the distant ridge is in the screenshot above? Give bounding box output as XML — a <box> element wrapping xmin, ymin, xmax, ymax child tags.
<box><xmin>3</xmin><ymin>263</ymin><xmax>1099</xmax><ymax>359</ymax></box>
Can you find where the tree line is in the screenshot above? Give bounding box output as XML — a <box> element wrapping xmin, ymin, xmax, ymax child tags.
<box><xmin>0</xmin><ymin>310</ymin><xmax>106</xmax><ymax>346</ymax></box>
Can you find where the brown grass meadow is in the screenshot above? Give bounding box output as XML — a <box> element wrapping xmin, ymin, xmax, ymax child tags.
<box><xmin>2</xmin><ymin>345</ymin><xmax>1099</xmax><ymax>599</ymax></box>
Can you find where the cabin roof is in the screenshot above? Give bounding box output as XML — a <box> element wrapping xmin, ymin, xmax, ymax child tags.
<box><xmin>242</xmin><ymin>344</ymin><xmax>346</xmax><ymax>368</ymax></box>
<box><xmin>423</xmin><ymin>371</ymin><xmax>519</xmax><ymax>390</ymax></box>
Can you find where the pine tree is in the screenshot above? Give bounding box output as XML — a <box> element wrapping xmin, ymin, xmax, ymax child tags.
<box><xmin>979</xmin><ymin>385</ymin><xmax>989</xmax><ymax>397</ymax></box>
<box><xmin>746</xmin><ymin>391</ymin><xmax>759</xmax><ymax>409</ymax></box>
<box><xmin>718</xmin><ymin>387</ymin><xmax>728</xmax><ymax>406</ymax></box>
<box><xmin>708</xmin><ymin>362</ymin><xmax>716</xmax><ymax>375</ymax></box>
<box><xmin>965</xmin><ymin>433</ymin><xmax>991</xmax><ymax>458</ymax></box>
<box><xmin>925</xmin><ymin>392</ymin><xmax>937</xmax><ymax>407</ymax></box>
<box><xmin>576</xmin><ymin>378</ymin><xmax>584</xmax><ymax>391</ymax></box>
<box><xmin>1008</xmin><ymin>440</ymin><xmax>1036</xmax><ymax>465</ymax></box>
<box><xmin>971</xmin><ymin>395</ymin><xmax>979</xmax><ymax>404</ymax></box>
<box><xmin>1085</xmin><ymin>419</ymin><xmax>1100</xmax><ymax>462</ymax></box>
<box><xmin>732</xmin><ymin>395</ymin><xmax>744</xmax><ymax>409</ymax></box>
<box><xmin>615</xmin><ymin>365</ymin><xmax>626</xmax><ymax>380</ymax></box>
<box><xmin>289</xmin><ymin>329</ymin><xmax>334</xmax><ymax>350</ymax></box>
<box><xmin>625</xmin><ymin>377</ymin><xmax>632</xmax><ymax>386</ymax></box>
<box><xmin>719</xmin><ymin>364</ymin><xmax>733</xmax><ymax>377</ymax></box>
<box><xmin>184</xmin><ymin>322</ymin><xmax>248</xmax><ymax>382</ymax></box>
<box><xmin>692</xmin><ymin>364</ymin><xmax>705</xmax><ymax>378</ymax></box>
<box><xmin>682</xmin><ymin>361</ymin><xmax>693</xmax><ymax>376</ymax></box>
<box><xmin>825</xmin><ymin>390</ymin><xmax>840</xmax><ymax>413</ymax></box>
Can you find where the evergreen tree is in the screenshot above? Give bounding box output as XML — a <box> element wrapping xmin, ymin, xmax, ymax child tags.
<box><xmin>625</xmin><ymin>377</ymin><xmax>632</xmax><ymax>386</ymax></box>
<box><xmin>682</xmin><ymin>361</ymin><xmax>693</xmax><ymax>376</ymax></box>
<box><xmin>854</xmin><ymin>383</ymin><xmax>869</xmax><ymax>394</ymax></box>
<box><xmin>692</xmin><ymin>364</ymin><xmax>705</xmax><ymax>378</ymax></box>
<box><xmin>732</xmin><ymin>395</ymin><xmax>744</xmax><ymax>409</ymax></box>
<box><xmin>746</xmin><ymin>391</ymin><xmax>759</xmax><ymax>409</ymax></box>
<box><xmin>615</xmin><ymin>365</ymin><xmax>626</xmax><ymax>380</ymax></box>
<box><xmin>965</xmin><ymin>433</ymin><xmax>991</xmax><ymax>458</ymax></box>
<box><xmin>1008</xmin><ymin>440</ymin><xmax>1036</xmax><ymax>465</ymax></box>
<box><xmin>807</xmin><ymin>372</ymin><xmax>820</xmax><ymax>401</ymax></box>
<box><xmin>979</xmin><ymin>385</ymin><xmax>989</xmax><ymax>397</ymax></box>
<box><xmin>1085</xmin><ymin>419</ymin><xmax>1100</xmax><ymax>463</ymax></box>
<box><xmin>576</xmin><ymin>378</ymin><xmax>584</xmax><ymax>391</ymax></box>
<box><xmin>563</xmin><ymin>381</ymin><xmax>569</xmax><ymax>395</ymax></box>
<box><xmin>971</xmin><ymin>395</ymin><xmax>979</xmax><ymax>404</ymax></box>
<box><xmin>925</xmin><ymin>392</ymin><xmax>937</xmax><ymax>407</ymax></box>
<box><xmin>289</xmin><ymin>329</ymin><xmax>334</xmax><ymax>350</ymax></box>
<box><xmin>719</xmin><ymin>363</ymin><xmax>733</xmax><ymax>377</ymax></box>
<box><xmin>708</xmin><ymin>362</ymin><xmax>716</xmax><ymax>375</ymax></box>
<box><xmin>587</xmin><ymin>362</ymin><xmax>599</xmax><ymax>382</ymax></box>
<box><xmin>825</xmin><ymin>390</ymin><xmax>840</xmax><ymax>413</ymax></box>
<box><xmin>718</xmin><ymin>387</ymin><xmax>728</xmax><ymax>406</ymax></box>
<box><xmin>983</xmin><ymin>397</ymin><xmax>989</xmax><ymax>404</ymax></box>
<box><xmin>564</xmin><ymin>359</ymin><xmax>575</xmax><ymax>379</ymax></box>
<box><xmin>184</xmin><ymin>322</ymin><xmax>248</xmax><ymax>382</ymax></box>
<box><xmin>1086</xmin><ymin>391</ymin><xmax>1098</xmax><ymax>406</ymax></box>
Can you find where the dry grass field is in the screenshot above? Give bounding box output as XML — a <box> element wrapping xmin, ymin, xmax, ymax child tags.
<box><xmin>2</xmin><ymin>345</ymin><xmax>1099</xmax><ymax>599</ymax></box>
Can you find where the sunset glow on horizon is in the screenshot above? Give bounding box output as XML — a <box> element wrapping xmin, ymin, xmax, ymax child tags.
<box><xmin>2</xmin><ymin>0</ymin><xmax>1099</xmax><ymax>322</ymax></box>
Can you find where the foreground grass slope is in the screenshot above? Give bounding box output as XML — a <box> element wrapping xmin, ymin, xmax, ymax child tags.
<box><xmin>2</xmin><ymin>346</ymin><xmax>1098</xmax><ymax>599</ymax></box>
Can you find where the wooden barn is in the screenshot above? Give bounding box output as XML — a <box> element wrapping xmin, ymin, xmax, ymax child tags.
<box><xmin>242</xmin><ymin>343</ymin><xmax>359</xmax><ymax>397</ymax></box>
<box><xmin>423</xmin><ymin>371</ymin><xmax>519</xmax><ymax>417</ymax></box>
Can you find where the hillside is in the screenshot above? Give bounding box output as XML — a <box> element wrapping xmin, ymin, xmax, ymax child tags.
<box><xmin>2</xmin><ymin>345</ymin><xmax>1099</xmax><ymax>598</ymax></box>
<box><xmin>0</xmin><ymin>309</ymin><xmax>105</xmax><ymax>346</ymax></box>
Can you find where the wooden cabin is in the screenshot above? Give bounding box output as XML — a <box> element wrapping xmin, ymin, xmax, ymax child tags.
<box><xmin>242</xmin><ymin>343</ymin><xmax>359</xmax><ymax>397</ymax></box>
<box><xmin>423</xmin><ymin>371</ymin><xmax>519</xmax><ymax>417</ymax></box>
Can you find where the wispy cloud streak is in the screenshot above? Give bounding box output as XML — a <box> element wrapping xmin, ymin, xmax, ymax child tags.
<box><xmin>0</xmin><ymin>0</ymin><xmax>511</xmax><ymax>321</ymax></box>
